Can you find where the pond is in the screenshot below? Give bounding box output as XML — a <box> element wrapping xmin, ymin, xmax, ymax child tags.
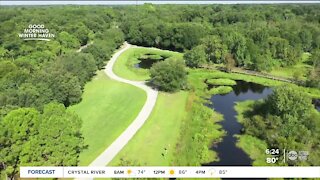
<box><xmin>134</xmin><ymin>53</ymin><xmax>166</xmax><ymax>69</ymax></box>
<box><xmin>313</xmin><ymin>99</ymin><xmax>320</xmax><ymax>112</ymax></box>
<box><xmin>205</xmin><ymin>81</ymin><xmax>273</xmax><ymax>166</ymax></box>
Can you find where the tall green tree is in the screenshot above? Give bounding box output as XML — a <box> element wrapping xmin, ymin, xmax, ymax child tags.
<box><xmin>298</xmin><ymin>29</ymin><xmax>312</xmax><ymax>51</ymax></box>
<box><xmin>58</xmin><ymin>31</ymin><xmax>80</xmax><ymax>53</ymax></box>
<box><xmin>265</xmin><ymin>85</ymin><xmax>313</xmax><ymax>119</ymax></box>
<box><xmin>224</xmin><ymin>32</ymin><xmax>247</xmax><ymax>66</ymax></box>
<box><xmin>306</xmin><ymin>66</ymin><xmax>320</xmax><ymax>88</ymax></box>
<box><xmin>201</xmin><ymin>36</ymin><xmax>227</xmax><ymax>64</ymax></box>
<box><xmin>0</xmin><ymin>46</ymin><xmax>8</xmax><ymax>60</ymax></box>
<box><xmin>0</xmin><ymin>61</ymin><xmax>17</xmax><ymax>78</ymax></box>
<box><xmin>26</xmin><ymin>103</ymin><xmax>85</xmax><ymax>166</ymax></box>
<box><xmin>0</xmin><ymin>108</ymin><xmax>40</xmax><ymax>179</ymax></box>
<box><xmin>73</xmin><ymin>23</ymin><xmax>90</xmax><ymax>45</ymax></box>
<box><xmin>150</xmin><ymin>59</ymin><xmax>187</xmax><ymax>92</ymax></box>
<box><xmin>310</xmin><ymin>49</ymin><xmax>320</xmax><ymax>68</ymax></box>
<box><xmin>184</xmin><ymin>45</ymin><xmax>207</xmax><ymax>68</ymax></box>
<box><xmin>224</xmin><ymin>53</ymin><xmax>236</xmax><ymax>72</ymax></box>
<box><xmin>242</xmin><ymin>85</ymin><xmax>320</xmax><ymax>165</ymax></box>
<box><xmin>82</xmin><ymin>40</ymin><xmax>113</xmax><ymax>69</ymax></box>
<box><xmin>32</xmin><ymin>69</ymin><xmax>82</xmax><ymax>107</ymax></box>
<box><xmin>57</xmin><ymin>52</ymin><xmax>97</xmax><ymax>86</ymax></box>
<box><xmin>0</xmin><ymin>103</ymin><xmax>85</xmax><ymax>179</ymax></box>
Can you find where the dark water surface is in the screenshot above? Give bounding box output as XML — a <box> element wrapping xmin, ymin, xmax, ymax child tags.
<box><xmin>206</xmin><ymin>81</ymin><xmax>273</xmax><ymax>166</ymax></box>
<box><xmin>134</xmin><ymin>58</ymin><xmax>160</xmax><ymax>69</ymax></box>
<box><xmin>134</xmin><ymin>54</ymin><xmax>166</xmax><ymax>69</ymax></box>
<box><xmin>313</xmin><ymin>99</ymin><xmax>320</xmax><ymax>112</ymax></box>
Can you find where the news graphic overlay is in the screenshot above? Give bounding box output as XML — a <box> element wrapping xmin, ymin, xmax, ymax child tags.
<box><xmin>18</xmin><ymin>24</ymin><xmax>55</xmax><ymax>41</ymax></box>
<box><xmin>264</xmin><ymin>148</ymin><xmax>311</xmax><ymax>164</ymax></box>
<box><xmin>265</xmin><ymin>148</ymin><xmax>281</xmax><ymax>164</ymax></box>
<box><xmin>20</xmin><ymin>166</ymin><xmax>320</xmax><ymax>178</ymax></box>
<box><xmin>1</xmin><ymin>2</ymin><xmax>320</xmax><ymax>180</ymax></box>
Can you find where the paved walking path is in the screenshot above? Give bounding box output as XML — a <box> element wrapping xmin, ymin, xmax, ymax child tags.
<box><xmin>75</xmin><ymin>43</ymin><xmax>158</xmax><ymax>180</ymax></box>
<box><xmin>75</xmin><ymin>42</ymin><xmax>158</xmax><ymax>179</ymax></box>
<box><xmin>88</xmin><ymin>42</ymin><xmax>158</xmax><ymax>166</ymax></box>
<box><xmin>76</xmin><ymin>41</ymin><xmax>93</xmax><ymax>52</ymax></box>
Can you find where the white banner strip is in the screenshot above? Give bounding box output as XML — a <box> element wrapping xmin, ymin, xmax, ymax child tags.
<box><xmin>20</xmin><ymin>166</ymin><xmax>320</xmax><ymax>178</ymax></box>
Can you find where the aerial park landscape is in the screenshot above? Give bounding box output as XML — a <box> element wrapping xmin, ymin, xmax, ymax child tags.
<box><xmin>1</xmin><ymin>4</ymin><xmax>320</xmax><ymax>179</ymax></box>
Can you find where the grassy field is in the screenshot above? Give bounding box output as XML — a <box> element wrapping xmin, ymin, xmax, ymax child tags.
<box><xmin>68</xmin><ymin>71</ymin><xmax>147</xmax><ymax>165</ymax></box>
<box><xmin>174</xmin><ymin>97</ymin><xmax>225</xmax><ymax>165</ymax></box>
<box><xmin>234</xmin><ymin>100</ymin><xmax>269</xmax><ymax>166</ymax></box>
<box><xmin>113</xmin><ymin>47</ymin><xmax>183</xmax><ymax>81</ymax></box>
<box><xmin>110</xmin><ymin>91</ymin><xmax>189</xmax><ymax>166</ymax></box>
<box><xmin>235</xmin><ymin>134</ymin><xmax>268</xmax><ymax>166</ymax></box>
<box><xmin>110</xmin><ymin>47</ymin><xmax>225</xmax><ymax>167</ymax></box>
<box><xmin>69</xmin><ymin>46</ymin><xmax>318</xmax><ymax>168</ymax></box>
<box><xmin>269</xmin><ymin>52</ymin><xmax>312</xmax><ymax>80</ymax></box>
<box><xmin>208</xmin><ymin>86</ymin><xmax>233</xmax><ymax>95</ymax></box>
<box><xmin>207</xmin><ymin>78</ymin><xmax>237</xmax><ymax>86</ymax></box>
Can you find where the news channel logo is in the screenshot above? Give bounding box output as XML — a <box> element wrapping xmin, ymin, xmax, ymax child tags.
<box><xmin>287</xmin><ymin>150</ymin><xmax>309</xmax><ymax>161</ymax></box>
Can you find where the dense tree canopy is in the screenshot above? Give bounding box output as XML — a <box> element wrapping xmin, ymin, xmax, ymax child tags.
<box><xmin>265</xmin><ymin>86</ymin><xmax>313</xmax><ymax>119</ymax></box>
<box><xmin>242</xmin><ymin>86</ymin><xmax>320</xmax><ymax>165</ymax></box>
<box><xmin>184</xmin><ymin>45</ymin><xmax>207</xmax><ymax>68</ymax></box>
<box><xmin>0</xmin><ymin>103</ymin><xmax>84</xmax><ymax>179</ymax></box>
<box><xmin>310</xmin><ymin>49</ymin><xmax>320</xmax><ymax>68</ymax></box>
<box><xmin>117</xmin><ymin>4</ymin><xmax>320</xmax><ymax>71</ymax></box>
<box><xmin>0</xmin><ymin>6</ymin><xmax>124</xmax><ymax>178</ymax></box>
<box><xmin>0</xmin><ymin>6</ymin><xmax>124</xmax><ymax>112</ymax></box>
<box><xmin>57</xmin><ymin>52</ymin><xmax>97</xmax><ymax>86</ymax></box>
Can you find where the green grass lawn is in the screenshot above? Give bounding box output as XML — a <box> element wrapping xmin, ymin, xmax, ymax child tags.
<box><xmin>207</xmin><ymin>78</ymin><xmax>237</xmax><ymax>86</ymax></box>
<box><xmin>269</xmin><ymin>52</ymin><xmax>312</xmax><ymax>80</ymax></box>
<box><xmin>113</xmin><ymin>47</ymin><xmax>183</xmax><ymax>81</ymax></box>
<box><xmin>234</xmin><ymin>100</ymin><xmax>269</xmax><ymax>166</ymax></box>
<box><xmin>68</xmin><ymin>71</ymin><xmax>147</xmax><ymax>165</ymax></box>
<box><xmin>110</xmin><ymin>91</ymin><xmax>189</xmax><ymax>166</ymax></box>
<box><xmin>269</xmin><ymin>63</ymin><xmax>312</xmax><ymax>80</ymax></box>
<box><xmin>209</xmin><ymin>86</ymin><xmax>233</xmax><ymax>95</ymax></box>
<box><xmin>235</xmin><ymin>134</ymin><xmax>268</xmax><ymax>166</ymax></box>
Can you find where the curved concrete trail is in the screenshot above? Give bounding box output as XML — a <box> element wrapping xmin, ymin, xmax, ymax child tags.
<box><xmin>76</xmin><ymin>41</ymin><xmax>93</xmax><ymax>52</ymax></box>
<box><xmin>90</xmin><ymin>42</ymin><xmax>158</xmax><ymax>166</ymax></box>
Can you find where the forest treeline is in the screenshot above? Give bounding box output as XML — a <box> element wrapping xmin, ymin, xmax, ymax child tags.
<box><xmin>0</xmin><ymin>7</ymin><xmax>124</xmax><ymax>114</ymax></box>
<box><xmin>0</xmin><ymin>4</ymin><xmax>320</xmax><ymax>178</ymax></box>
<box><xmin>120</xmin><ymin>4</ymin><xmax>320</xmax><ymax>87</ymax></box>
<box><xmin>241</xmin><ymin>85</ymin><xmax>320</xmax><ymax>165</ymax></box>
<box><xmin>0</xmin><ymin>6</ymin><xmax>124</xmax><ymax>179</ymax></box>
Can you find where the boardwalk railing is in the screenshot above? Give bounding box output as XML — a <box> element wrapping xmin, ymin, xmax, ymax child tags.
<box><xmin>205</xmin><ymin>65</ymin><xmax>304</xmax><ymax>85</ymax></box>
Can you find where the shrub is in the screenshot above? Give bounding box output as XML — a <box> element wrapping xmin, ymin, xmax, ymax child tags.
<box><xmin>208</xmin><ymin>86</ymin><xmax>233</xmax><ymax>95</ymax></box>
<box><xmin>150</xmin><ymin>59</ymin><xmax>187</xmax><ymax>92</ymax></box>
<box><xmin>207</xmin><ymin>78</ymin><xmax>237</xmax><ymax>86</ymax></box>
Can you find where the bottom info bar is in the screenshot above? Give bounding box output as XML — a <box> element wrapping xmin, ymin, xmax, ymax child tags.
<box><xmin>20</xmin><ymin>166</ymin><xmax>320</xmax><ymax>178</ymax></box>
